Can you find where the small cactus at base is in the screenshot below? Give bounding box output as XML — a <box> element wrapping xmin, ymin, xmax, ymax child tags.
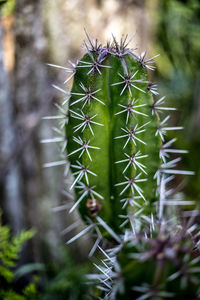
<box><xmin>88</xmin><ymin>218</ymin><xmax>200</xmax><ymax>299</ymax></box>
<box><xmin>46</xmin><ymin>31</ymin><xmax>199</xmax><ymax>299</ymax></box>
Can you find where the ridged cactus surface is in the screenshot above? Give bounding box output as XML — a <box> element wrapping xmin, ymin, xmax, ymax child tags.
<box><xmin>66</xmin><ymin>38</ymin><xmax>161</xmax><ymax>230</ymax></box>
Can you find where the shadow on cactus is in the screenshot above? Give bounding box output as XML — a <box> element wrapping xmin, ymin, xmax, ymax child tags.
<box><xmin>46</xmin><ymin>31</ymin><xmax>199</xmax><ymax>299</ymax></box>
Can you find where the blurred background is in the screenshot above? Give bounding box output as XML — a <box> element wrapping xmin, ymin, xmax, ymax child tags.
<box><xmin>0</xmin><ymin>0</ymin><xmax>200</xmax><ymax>299</ymax></box>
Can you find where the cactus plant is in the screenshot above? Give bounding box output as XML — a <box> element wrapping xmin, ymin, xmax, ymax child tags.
<box><xmin>45</xmin><ymin>31</ymin><xmax>199</xmax><ymax>299</ymax></box>
<box><xmin>64</xmin><ymin>32</ymin><xmax>193</xmax><ymax>229</ymax></box>
<box><xmin>66</xmin><ymin>35</ymin><xmax>162</xmax><ymax>232</ymax></box>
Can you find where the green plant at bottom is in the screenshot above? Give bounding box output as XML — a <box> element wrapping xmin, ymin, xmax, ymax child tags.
<box><xmin>38</xmin><ymin>244</ymin><xmax>89</xmax><ymax>300</ymax></box>
<box><xmin>0</xmin><ymin>211</ymin><xmax>38</xmax><ymax>300</ymax></box>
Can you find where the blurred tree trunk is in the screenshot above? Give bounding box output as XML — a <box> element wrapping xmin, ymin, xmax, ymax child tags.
<box><xmin>0</xmin><ymin>16</ymin><xmax>24</xmax><ymax>231</ymax></box>
<box><xmin>0</xmin><ymin>1</ymin><xmax>63</xmax><ymax>264</ymax></box>
<box><xmin>14</xmin><ymin>0</ymin><xmax>52</xmax><ymax>261</ymax></box>
<box><xmin>0</xmin><ymin>0</ymin><xmax>90</xmax><ymax>265</ymax></box>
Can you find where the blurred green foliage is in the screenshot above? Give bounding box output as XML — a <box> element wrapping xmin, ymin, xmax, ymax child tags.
<box><xmin>155</xmin><ymin>0</ymin><xmax>200</xmax><ymax>199</ymax></box>
<box><xmin>39</xmin><ymin>245</ymin><xmax>89</xmax><ymax>300</ymax></box>
<box><xmin>0</xmin><ymin>210</ymin><xmax>89</xmax><ymax>300</ymax></box>
<box><xmin>0</xmin><ymin>211</ymin><xmax>38</xmax><ymax>300</ymax></box>
<box><xmin>0</xmin><ymin>0</ymin><xmax>15</xmax><ymax>16</ymax></box>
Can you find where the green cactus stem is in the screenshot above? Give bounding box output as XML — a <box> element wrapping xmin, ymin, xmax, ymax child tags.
<box><xmin>66</xmin><ymin>36</ymin><xmax>162</xmax><ymax>232</ymax></box>
<box><xmin>46</xmin><ymin>32</ymin><xmax>196</xmax><ymax>300</ymax></box>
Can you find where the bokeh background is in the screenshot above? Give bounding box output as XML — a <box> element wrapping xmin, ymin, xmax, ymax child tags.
<box><xmin>0</xmin><ymin>0</ymin><xmax>200</xmax><ymax>298</ymax></box>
